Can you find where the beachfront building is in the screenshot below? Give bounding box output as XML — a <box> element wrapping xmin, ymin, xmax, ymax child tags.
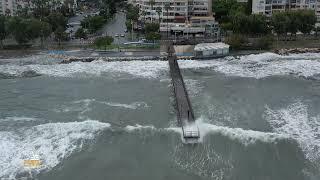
<box><xmin>130</xmin><ymin>0</ymin><xmax>218</xmax><ymax>37</ymax></box>
<box><xmin>194</xmin><ymin>42</ymin><xmax>230</xmax><ymax>57</ymax></box>
<box><xmin>0</xmin><ymin>0</ymin><xmax>17</xmax><ymax>16</ymax></box>
<box><xmin>252</xmin><ymin>0</ymin><xmax>320</xmax><ymax>20</ymax></box>
<box><xmin>0</xmin><ymin>0</ymin><xmax>78</xmax><ymax>16</ymax></box>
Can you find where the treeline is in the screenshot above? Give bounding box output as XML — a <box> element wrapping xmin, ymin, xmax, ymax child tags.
<box><xmin>213</xmin><ymin>0</ymin><xmax>318</xmax><ymax>49</ymax></box>
<box><xmin>0</xmin><ymin>13</ymin><xmax>68</xmax><ymax>47</ymax></box>
<box><xmin>215</xmin><ymin>0</ymin><xmax>317</xmax><ymax>36</ymax></box>
<box><xmin>271</xmin><ymin>10</ymin><xmax>316</xmax><ymax>35</ymax></box>
<box><xmin>75</xmin><ymin>0</ymin><xmax>125</xmax><ymax>38</ymax></box>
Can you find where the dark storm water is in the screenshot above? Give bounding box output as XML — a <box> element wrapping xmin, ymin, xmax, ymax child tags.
<box><xmin>0</xmin><ymin>52</ymin><xmax>320</xmax><ymax>180</ymax></box>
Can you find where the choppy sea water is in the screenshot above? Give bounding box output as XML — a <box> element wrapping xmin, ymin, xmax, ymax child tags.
<box><xmin>0</xmin><ymin>52</ymin><xmax>320</xmax><ymax>180</ymax></box>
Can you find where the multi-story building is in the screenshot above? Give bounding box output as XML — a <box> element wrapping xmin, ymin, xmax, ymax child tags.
<box><xmin>252</xmin><ymin>0</ymin><xmax>320</xmax><ymax>20</ymax></box>
<box><xmin>130</xmin><ymin>0</ymin><xmax>215</xmax><ymax>35</ymax></box>
<box><xmin>0</xmin><ymin>0</ymin><xmax>17</xmax><ymax>16</ymax></box>
<box><xmin>0</xmin><ymin>0</ymin><xmax>78</xmax><ymax>16</ymax></box>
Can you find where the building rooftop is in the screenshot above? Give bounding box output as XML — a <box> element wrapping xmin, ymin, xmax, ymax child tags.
<box><xmin>190</xmin><ymin>16</ymin><xmax>215</xmax><ymax>20</ymax></box>
<box><xmin>194</xmin><ymin>43</ymin><xmax>230</xmax><ymax>51</ymax></box>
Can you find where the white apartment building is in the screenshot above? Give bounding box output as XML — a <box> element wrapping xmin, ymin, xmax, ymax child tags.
<box><xmin>252</xmin><ymin>0</ymin><xmax>320</xmax><ymax>20</ymax></box>
<box><xmin>0</xmin><ymin>0</ymin><xmax>78</xmax><ymax>16</ymax></box>
<box><xmin>130</xmin><ymin>0</ymin><xmax>214</xmax><ymax>32</ymax></box>
<box><xmin>0</xmin><ymin>0</ymin><xmax>17</xmax><ymax>16</ymax></box>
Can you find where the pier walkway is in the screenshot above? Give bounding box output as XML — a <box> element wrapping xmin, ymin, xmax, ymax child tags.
<box><xmin>167</xmin><ymin>43</ymin><xmax>200</xmax><ymax>143</ymax></box>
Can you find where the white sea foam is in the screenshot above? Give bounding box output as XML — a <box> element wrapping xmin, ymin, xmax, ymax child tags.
<box><xmin>178</xmin><ymin>52</ymin><xmax>320</xmax><ymax>79</ymax></box>
<box><xmin>0</xmin><ymin>117</ymin><xmax>38</xmax><ymax>122</ymax></box>
<box><xmin>101</xmin><ymin>101</ymin><xmax>149</xmax><ymax>109</ymax></box>
<box><xmin>180</xmin><ymin>118</ymin><xmax>286</xmax><ymax>145</ymax></box>
<box><xmin>123</xmin><ymin>118</ymin><xmax>285</xmax><ymax>145</ymax></box>
<box><xmin>0</xmin><ymin>60</ymin><xmax>168</xmax><ymax>78</ymax></box>
<box><xmin>125</xmin><ymin>124</ymin><xmax>156</xmax><ymax>131</ymax></box>
<box><xmin>0</xmin><ymin>120</ymin><xmax>110</xmax><ymax>179</ymax></box>
<box><xmin>173</xmin><ymin>141</ymin><xmax>233</xmax><ymax>179</ymax></box>
<box><xmin>2</xmin><ymin>53</ymin><xmax>320</xmax><ymax>79</ymax></box>
<box><xmin>55</xmin><ymin>99</ymin><xmax>149</xmax><ymax>117</ymax></box>
<box><xmin>184</xmin><ymin>79</ymin><xmax>204</xmax><ymax>97</ymax></box>
<box><xmin>264</xmin><ymin>102</ymin><xmax>320</xmax><ymax>162</ymax></box>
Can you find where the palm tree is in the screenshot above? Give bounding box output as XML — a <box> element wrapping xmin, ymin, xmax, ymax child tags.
<box><xmin>141</xmin><ymin>10</ymin><xmax>147</xmax><ymax>25</ymax></box>
<box><xmin>164</xmin><ymin>3</ymin><xmax>170</xmax><ymax>39</ymax></box>
<box><xmin>149</xmin><ymin>0</ymin><xmax>155</xmax><ymax>23</ymax></box>
<box><xmin>156</xmin><ymin>7</ymin><xmax>162</xmax><ymax>26</ymax></box>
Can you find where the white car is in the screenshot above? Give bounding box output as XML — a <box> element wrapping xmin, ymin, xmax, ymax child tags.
<box><xmin>120</xmin><ymin>34</ymin><xmax>125</xmax><ymax>37</ymax></box>
<box><xmin>115</xmin><ymin>34</ymin><xmax>119</xmax><ymax>37</ymax></box>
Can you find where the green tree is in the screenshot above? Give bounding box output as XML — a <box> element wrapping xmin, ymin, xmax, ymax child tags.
<box><xmin>248</xmin><ymin>14</ymin><xmax>269</xmax><ymax>35</ymax></box>
<box><xmin>45</xmin><ymin>12</ymin><xmax>67</xmax><ymax>32</ymax></box>
<box><xmin>145</xmin><ymin>23</ymin><xmax>159</xmax><ymax>33</ymax></box>
<box><xmin>54</xmin><ymin>26</ymin><xmax>68</xmax><ymax>46</ymax></box>
<box><xmin>213</xmin><ymin>0</ymin><xmax>244</xmax><ymax>23</ymax></box>
<box><xmin>271</xmin><ymin>10</ymin><xmax>316</xmax><ymax>37</ymax></box>
<box><xmin>164</xmin><ymin>3</ymin><xmax>171</xmax><ymax>38</ymax></box>
<box><xmin>94</xmin><ymin>36</ymin><xmax>114</xmax><ymax>49</ymax></box>
<box><xmin>0</xmin><ymin>16</ymin><xmax>8</xmax><ymax>48</ymax></box>
<box><xmin>156</xmin><ymin>7</ymin><xmax>162</xmax><ymax>25</ymax></box>
<box><xmin>39</xmin><ymin>21</ymin><xmax>52</xmax><ymax>47</ymax></box>
<box><xmin>226</xmin><ymin>34</ymin><xmax>248</xmax><ymax>49</ymax></box>
<box><xmin>146</xmin><ymin>32</ymin><xmax>161</xmax><ymax>41</ymax></box>
<box><xmin>81</xmin><ymin>16</ymin><xmax>106</xmax><ymax>33</ymax></box>
<box><xmin>7</xmin><ymin>17</ymin><xmax>31</xmax><ymax>44</ymax></box>
<box><xmin>271</xmin><ymin>12</ymin><xmax>290</xmax><ymax>36</ymax></box>
<box><xmin>75</xmin><ymin>28</ymin><xmax>88</xmax><ymax>39</ymax></box>
<box><xmin>297</xmin><ymin>10</ymin><xmax>316</xmax><ymax>34</ymax></box>
<box><xmin>31</xmin><ymin>0</ymin><xmax>50</xmax><ymax>18</ymax></box>
<box><xmin>126</xmin><ymin>20</ymin><xmax>133</xmax><ymax>32</ymax></box>
<box><xmin>126</xmin><ymin>4</ymin><xmax>140</xmax><ymax>21</ymax></box>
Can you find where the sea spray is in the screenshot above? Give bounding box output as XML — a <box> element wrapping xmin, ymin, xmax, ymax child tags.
<box><xmin>264</xmin><ymin>101</ymin><xmax>320</xmax><ymax>162</ymax></box>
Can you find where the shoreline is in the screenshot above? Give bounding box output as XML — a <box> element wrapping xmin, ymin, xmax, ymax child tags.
<box><xmin>1</xmin><ymin>47</ymin><xmax>320</xmax><ymax>62</ymax></box>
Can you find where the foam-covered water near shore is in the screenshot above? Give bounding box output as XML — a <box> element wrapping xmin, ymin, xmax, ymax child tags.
<box><xmin>1</xmin><ymin>53</ymin><xmax>320</xmax><ymax>79</ymax></box>
<box><xmin>178</xmin><ymin>52</ymin><xmax>320</xmax><ymax>79</ymax></box>
<box><xmin>0</xmin><ymin>120</ymin><xmax>110</xmax><ymax>179</ymax></box>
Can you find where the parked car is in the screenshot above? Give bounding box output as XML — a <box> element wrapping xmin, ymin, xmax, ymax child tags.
<box><xmin>120</xmin><ymin>34</ymin><xmax>125</xmax><ymax>37</ymax></box>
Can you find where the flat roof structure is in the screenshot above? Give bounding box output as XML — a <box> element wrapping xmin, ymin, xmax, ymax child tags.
<box><xmin>194</xmin><ymin>43</ymin><xmax>230</xmax><ymax>51</ymax></box>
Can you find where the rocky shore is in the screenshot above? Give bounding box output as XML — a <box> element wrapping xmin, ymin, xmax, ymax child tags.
<box><xmin>58</xmin><ymin>55</ymin><xmax>166</xmax><ymax>64</ymax></box>
<box><xmin>274</xmin><ymin>48</ymin><xmax>320</xmax><ymax>55</ymax></box>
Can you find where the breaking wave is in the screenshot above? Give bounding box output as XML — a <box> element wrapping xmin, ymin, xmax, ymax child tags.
<box><xmin>264</xmin><ymin>101</ymin><xmax>320</xmax><ymax>162</ymax></box>
<box><xmin>0</xmin><ymin>120</ymin><xmax>109</xmax><ymax>179</ymax></box>
<box><xmin>122</xmin><ymin>118</ymin><xmax>285</xmax><ymax>146</ymax></box>
<box><xmin>0</xmin><ymin>60</ymin><xmax>168</xmax><ymax>79</ymax></box>
<box><xmin>0</xmin><ymin>70</ymin><xmax>41</xmax><ymax>79</ymax></box>
<box><xmin>178</xmin><ymin>52</ymin><xmax>320</xmax><ymax>79</ymax></box>
<box><xmin>54</xmin><ymin>99</ymin><xmax>149</xmax><ymax>115</ymax></box>
<box><xmin>191</xmin><ymin>118</ymin><xmax>286</xmax><ymax>145</ymax></box>
<box><xmin>1</xmin><ymin>52</ymin><xmax>320</xmax><ymax>79</ymax></box>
